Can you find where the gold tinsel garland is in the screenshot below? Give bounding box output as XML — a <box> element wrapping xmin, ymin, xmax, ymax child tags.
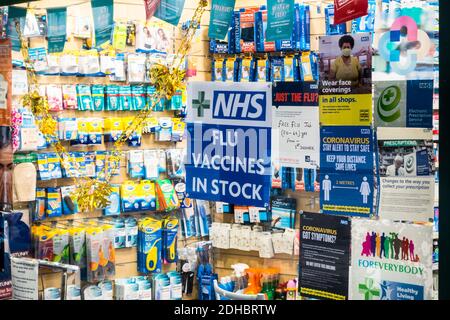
<box><xmin>16</xmin><ymin>0</ymin><xmax>208</xmax><ymax>212</ymax></box>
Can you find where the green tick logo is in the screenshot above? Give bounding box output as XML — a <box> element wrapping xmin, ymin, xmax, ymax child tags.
<box><xmin>405</xmin><ymin>155</ymin><xmax>415</xmax><ymax>173</ymax></box>
<box><xmin>358</xmin><ymin>278</ymin><xmax>380</xmax><ymax>300</ymax></box>
<box><xmin>377</xmin><ymin>85</ymin><xmax>402</xmax><ymax>123</ymax></box>
<box><xmin>192</xmin><ymin>91</ymin><xmax>210</xmax><ymax>117</ymax></box>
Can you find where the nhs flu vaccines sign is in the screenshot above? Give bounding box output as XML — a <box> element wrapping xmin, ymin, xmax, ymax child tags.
<box><xmin>185</xmin><ymin>82</ymin><xmax>272</xmax><ymax>207</ymax></box>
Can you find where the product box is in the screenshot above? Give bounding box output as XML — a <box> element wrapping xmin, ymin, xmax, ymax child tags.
<box><xmin>254</xmin><ymin>8</ymin><xmax>276</xmax><ymax>53</ymax></box>
<box><xmin>46</xmin><ymin>187</ymin><xmax>62</xmax><ymax>218</ymax></box>
<box><xmin>60</xmin><ymin>186</ymin><xmax>78</xmax><ymax>215</ymax></box>
<box><xmin>236</xmin><ymin>7</ymin><xmax>259</xmax><ymax>53</ymax></box>
<box><xmin>270</xmin><ymin>196</ymin><xmax>297</xmax><ymax>229</ymax></box>
<box><xmin>104</xmin><ymin>185</ymin><xmax>121</xmax><ymax>216</ymax></box>
<box><xmin>140</xmin><ymin>180</ymin><xmax>156</xmax><ymax>211</ymax></box>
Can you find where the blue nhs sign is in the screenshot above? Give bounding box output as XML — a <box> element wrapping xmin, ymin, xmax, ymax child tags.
<box><xmin>212</xmin><ymin>91</ymin><xmax>267</xmax><ymax>121</ymax></box>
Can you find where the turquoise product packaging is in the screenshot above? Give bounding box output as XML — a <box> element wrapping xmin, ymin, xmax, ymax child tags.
<box><xmin>113</xmin><ymin>218</ymin><xmax>126</xmax><ymax>249</ymax></box>
<box><xmin>91</xmin><ymin>85</ymin><xmax>105</xmax><ymax>111</ymax></box>
<box><xmin>46</xmin><ymin>187</ymin><xmax>62</xmax><ymax>218</ymax></box>
<box><xmin>119</xmin><ymin>85</ymin><xmax>132</xmax><ymax>111</ymax></box>
<box><xmin>168</xmin><ymin>90</ymin><xmax>183</xmax><ymax>111</ymax></box>
<box><xmin>270</xmin><ymin>196</ymin><xmax>296</xmax><ymax>229</ymax></box>
<box><xmin>125</xmin><ymin>218</ymin><xmax>138</xmax><ymax>248</ymax></box>
<box><xmin>266</xmin><ymin>0</ymin><xmax>294</xmax><ymax>41</ymax></box>
<box><xmin>106</xmin><ymin>85</ymin><xmax>120</xmax><ymax>111</ymax></box>
<box><xmin>76</xmin><ymin>84</ymin><xmax>93</xmax><ymax>111</ymax></box>
<box><xmin>147</xmin><ymin>86</ymin><xmax>166</xmax><ymax>111</ymax></box>
<box><xmin>208</xmin><ymin>0</ymin><xmax>236</xmax><ymax>40</ymax></box>
<box><xmin>131</xmin><ymin>85</ymin><xmax>146</xmax><ymax>111</ymax></box>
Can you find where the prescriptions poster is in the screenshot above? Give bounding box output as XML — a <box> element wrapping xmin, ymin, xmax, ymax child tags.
<box><xmin>299</xmin><ymin>212</ymin><xmax>351</xmax><ymax>300</ymax></box>
<box><xmin>272</xmin><ymin>82</ymin><xmax>319</xmax><ymax>169</ymax></box>
<box><xmin>350</xmin><ymin>219</ymin><xmax>433</xmax><ymax>300</ymax></box>
<box><xmin>320</xmin><ymin>126</ymin><xmax>374</xmax><ymax>217</ymax></box>
<box><xmin>185</xmin><ymin>82</ymin><xmax>272</xmax><ymax>207</ymax></box>
<box><xmin>377</xmin><ymin>127</ymin><xmax>435</xmax><ymax>222</ymax></box>
<box><xmin>319</xmin><ymin>33</ymin><xmax>372</xmax><ymax>126</ymax></box>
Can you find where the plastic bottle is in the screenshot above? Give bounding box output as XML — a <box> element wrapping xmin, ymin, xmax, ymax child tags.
<box><xmin>286</xmin><ymin>279</ymin><xmax>297</xmax><ymax>300</ymax></box>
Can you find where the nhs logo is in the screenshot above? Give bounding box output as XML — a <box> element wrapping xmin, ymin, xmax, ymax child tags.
<box><xmin>212</xmin><ymin>91</ymin><xmax>267</xmax><ymax>121</ymax></box>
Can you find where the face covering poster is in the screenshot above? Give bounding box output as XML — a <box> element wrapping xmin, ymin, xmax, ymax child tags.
<box><xmin>320</xmin><ymin>126</ymin><xmax>374</xmax><ymax>217</ymax></box>
<box><xmin>299</xmin><ymin>212</ymin><xmax>351</xmax><ymax>300</ymax></box>
<box><xmin>185</xmin><ymin>82</ymin><xmax>272</xmax><ymax>207</ymax></box>
<box><xmin>376</xmin><ymin>127</ymin><xmax>435</xmax><ymax>222</ymax></box>
<box><xmin>350</xmin><ymin>219</ymin><xmax>433</xmax><ymax>300</ymax></box>
<box><xmin>272</xmin><ymin>82</ymin><xmax>319</xmax><ymax>169</ymax></box>
<box><xmin>319</xmin><ymin>33</ymin><xmax>372</xmax><ymax>126</ymax></box>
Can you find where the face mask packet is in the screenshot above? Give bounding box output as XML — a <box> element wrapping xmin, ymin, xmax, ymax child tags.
<box><xmin>45</xmin><ymin>53</ymin><xmax>61</xmax><ymax>75</ymax></box>
<box><xmin>46</xmin><ymin>84</ymin><xmax>63</xmax><ymax>111</ymax></box>
<box><xmin>78</xmin><ymin>50</ymin><xmax>100</xmax><ymax>76</ymax></box>
<box><xmin>128</xmin><ymin>53</ymin><xmax>147</xmax><ymax>83</ymax></box>
<box><xmin>100</xmin><ymin>53</ymin><xmax>116</xmax><ymax>76</ymax></box>
<box><xmin>119</xmin><ymin>85</ymin><xmax>133</xmax><ymax>111</ymax></box>
<box><xmin>62</xmin><ymin>84</ymin><xmax>78</xmax><ymax>110</ymax></box>
<box><xmin>76</xmin><ymin>84</ymin><xmax>93</xmax><ymax>111</ymax></box>
<box><xmin>28</xmin><ymin>47</ymin><xmax>48</xmax><ymax>74</ymax></box>
<box><xmin>91</xmin><ymin>84</ymin><xmax>105</xmax><ymax>111</ymax></box>
<box><xmin>110</xmin><ymin>53</ymin><xmax>126</xmax><ymax>82</ymax></box>
<box><xmin>60</xmin><ymin>51</ymin><xmax>79</xmax><ymax>76</ymax></box>
<box><xmin>105</xmin><ymin>84</ymin><xmax>120</xmax><ymax>111</ymax></box>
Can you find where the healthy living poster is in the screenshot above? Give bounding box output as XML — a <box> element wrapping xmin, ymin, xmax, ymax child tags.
<box><xmin>319</xmin><ymin>33</ymin><xmax>372</xmax><ymax>126</ymax></box>
<box><xmin>185</xmin><ymin>82</ymin><xmax>272</xmax><ymax>207</ymax></box>
<box><xmin>377</xmin><ymin>127</ymin><xmax>435</xmax><ymax>222</ymax></box>
<box><xmin>299</xmin><ymin>212</ymin><xmax>351</xmax><ymax>300</ymax></box>
<box><xmin>320</xmin><ymin>126</ymin><xmax>374</xmax><ymax>217</ymax></box>
<box><xmin>374</xmin><ymin>80</ymin><xmax>433</xmax><ymax>128</ymax></box>
<box><xmin>350</xmin><ymin>219</ymin><xmax>433</xmax><ymax>300</ymax></box>
<box><xmin>272</xmin><ymin>82</ymin><xmax>319</xmax><ymax>169</ymax></box>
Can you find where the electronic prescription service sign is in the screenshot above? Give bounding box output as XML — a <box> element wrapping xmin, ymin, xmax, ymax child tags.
<box><xmin>185</xmin><ymin>82</ymin><xmax>272</xmax><ymax>207</ymax></box>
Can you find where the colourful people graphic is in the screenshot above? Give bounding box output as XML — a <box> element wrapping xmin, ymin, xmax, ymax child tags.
<box><xmin>380</xmin><ymin>232</ymin><xmax>386</xmax><ymax>258</ymax></box>
<box><xmin>361</xmin><ymin>232</ymin><xmax>372</xmax><ymax>256</ymax></box>
<box><xmin>389</xmin><ymin>232</ymin><xmax>395</xmax><ymax>259</ymax></box>
<box><xmin>371</xmin><ymin>232</ymin><xmax>376</xmax><ymax>257</ymax></box>
<box><xmin>409</xmin><ymin>240</ymin><xmax>415</xmax><ymax>261</ymax></box>
<box><xmin>376</xmin><ymin>233</ymin><xmax>381</xmax><ymax>258</ymax></box>
<box><xmin>393</xmin><ymin>233</ymin><xmax>401</xmax><ymax>260</ymax></box>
